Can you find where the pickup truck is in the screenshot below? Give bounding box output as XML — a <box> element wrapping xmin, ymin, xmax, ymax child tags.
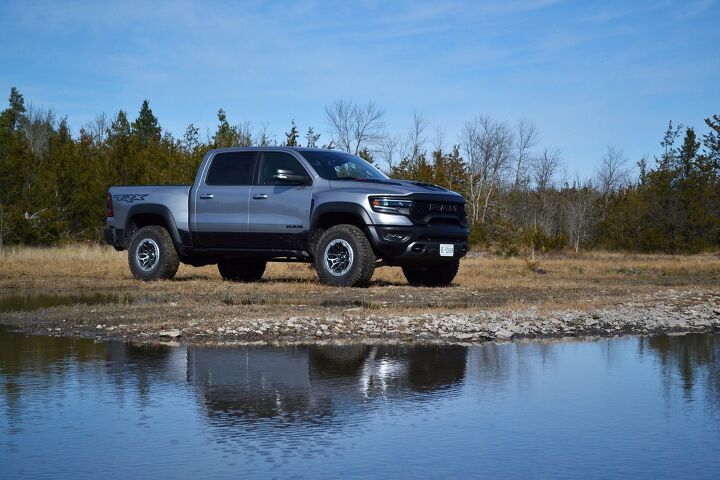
<box><xmin>104</xmin><ymin>147</ymin><xmax>469</xmax><ymax>287</ymax></box>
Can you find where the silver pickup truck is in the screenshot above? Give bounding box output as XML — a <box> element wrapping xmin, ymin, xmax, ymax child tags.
<box><xmin>104</xmin><ymin>147</ymin><xmax>468</xmax><ymax>287</ymax></box>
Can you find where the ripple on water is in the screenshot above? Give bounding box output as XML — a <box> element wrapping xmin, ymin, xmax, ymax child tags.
<box><xmin>1</xmin><ymin>329</ymin><xmax>720</xmax><ymax>479</ymax></box>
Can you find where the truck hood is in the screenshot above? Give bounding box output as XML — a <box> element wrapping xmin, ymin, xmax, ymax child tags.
<box><xmin>328</xmin><ymin>178</ymin><xmax>464</xmax><ymax>199</ymax></box>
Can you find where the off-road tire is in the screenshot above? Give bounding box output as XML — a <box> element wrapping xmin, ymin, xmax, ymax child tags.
<box><xmin>314</xmin><ymin>224</ymin><xmax>376</xmax><ymax>287</ymax></box>
<box><xmin>128</xmin><ymin>225</ymin><xmax>179</xmax><ymax>281</ymax></box>
<box><xmin>402</xmin><ymin>259</ymin><xmax>460</xmax><ymax>287</ymax></box>
<box><xmin>217</xmin><ymin>258</ymin><xmax>267</xmax><ymax>282</ymax></box>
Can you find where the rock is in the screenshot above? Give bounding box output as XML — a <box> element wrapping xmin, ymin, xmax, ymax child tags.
<box><xmin>158</xmin><ymin>329</ymin><xmax>182</xmax><ymax>338</ymax></box>
<box><xmin>494</xmin><ymin>328</ymin><xmax>514</xmax><ymax>340</ymax></box>
<box><xmin>713</xmin><ymin>308</ymin><xmax>720</xmax><ymax>316</ymax></box>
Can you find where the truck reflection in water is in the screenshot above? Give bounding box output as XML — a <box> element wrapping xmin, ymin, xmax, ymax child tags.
<box><xmin>186</xmin><ymin>344</ymin><xmax>467</xmax><ymax>424</ymax></box>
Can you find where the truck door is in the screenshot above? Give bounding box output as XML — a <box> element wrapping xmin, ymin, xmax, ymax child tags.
<box><xmin>248</xmin><ymin>151</ymin><xmax>313</xmax><ymax>250</ymax></box>
<box><xmin>192</xmin><ymin>151</ymin><xmax>257</xmax><ymax>248</ymax></box>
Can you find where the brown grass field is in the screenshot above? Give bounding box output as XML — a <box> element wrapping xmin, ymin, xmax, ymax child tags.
<box><xmin>1</xmin><ymin>244</ymin><xmax>718</xmax><ymax>317</ymax></box>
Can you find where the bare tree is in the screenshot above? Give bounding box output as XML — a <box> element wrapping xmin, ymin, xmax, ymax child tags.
<box><xmin>564</xmin><ymin>177</ymin><xmax>597</xmax><ymax>253</ymax></box>
<box><xmin>377</xmin><ymin>134</ymin><xmax>401</xmax><ymax>172</ymax></box>
<box><xmin>403</xmin><ymin>111</ymin><xmax>427</xmax><ymax>163</ymax></box>
<box><xmin>20</xmin><ymin>104</ymin><xmax>55</xmax><ymax>157</ymax></box>
<box><xmin>432</xmin><ymin>125</ymin><xmax>447</xmax><ymax>154</ymax></box>
<box><xmin>86</xmin><ymin>113</ymin><xmax>109</xmax><ymax>146</ymax></box>
<box><xmin>532</xmin><ymin>148</ymin><xmax>561</xmax><ymax>190</ymax></box>
<box><xmin>596</xmin><ymin>145</ymin><xmax>629</xmax><ymax>197</ymax></box>
<box><xmin>513</xmin><ymin>118</ymin><xmax>538</xmax><ymax>189</ymax></box>
<box><xmin>325</xmin><ymin>98</ymin><xmax>385</xmax><ymax>155</ymax></box>
<box><xmin>255</xmin><ymin>123</ymin><xmax>275</xmax><ymax>146</ymax></box>
<box><xmin>236</xmin><ymin>121</ymin><xmax>253</xmax><ymax>147</ymax></box>
<box><xmin>530</xmin><ymin>148</ymin><xmax>563</xmax><ymax>235</ymax></box>
<box><xmin>461</xmin><ymin>115</ymin><xmax>513</xmax><ymax>225</ymax></box>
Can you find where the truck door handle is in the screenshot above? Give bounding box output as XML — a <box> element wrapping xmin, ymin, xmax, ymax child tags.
<box><xmin>253</xmin><ymin>194</ymin><xmax>268</xmax><ymax>200</ymax></box>
<box><xmin>199</xmin><ymin>193</ymin><xmax>214</xmax><ymax>199</ymax></box>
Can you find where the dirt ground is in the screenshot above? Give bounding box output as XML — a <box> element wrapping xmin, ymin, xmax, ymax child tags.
<box><xmin>1</xmin><ymin>245</ymin><xmax>719</xmax><ymax>343</ymax></box>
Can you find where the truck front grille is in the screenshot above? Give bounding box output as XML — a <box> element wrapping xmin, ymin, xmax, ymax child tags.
<box><xmin>409</xmin><ymin>201</ymin><xmax>467</xmax><ymax>225</ymax></box>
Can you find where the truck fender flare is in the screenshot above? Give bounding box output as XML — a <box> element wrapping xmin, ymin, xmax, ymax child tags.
<box><xmin>125</xmin><ymin>204</ymin><xmax>186</xmax><ymax>254</ymax></box>
<box><xmin>309</xmin><ymin>202</ymin><xmax>373</xmax><ymax>232</ymax></box>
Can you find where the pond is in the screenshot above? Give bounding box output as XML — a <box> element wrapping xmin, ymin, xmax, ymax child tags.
<box><xmin>1</xmin><ymin>327</ymin><xmax>719</xmax><ymax>479</ymax></box>
<box><xmin>0</xmin><ymin>292</ymin><xmax>138</xmax><ymax>313</ymax></box>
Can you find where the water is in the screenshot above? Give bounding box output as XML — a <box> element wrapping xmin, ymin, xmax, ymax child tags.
<box><xmin>1</xmin><ymin>327</ymin><xmax>719</xmax><ymax>479</ymax></box>
<box><xmin>0</xmin><ymin>293</ymin><xmax>137</xmax><ymax>313</ymax></box>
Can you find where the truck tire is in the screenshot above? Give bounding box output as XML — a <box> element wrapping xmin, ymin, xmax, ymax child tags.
<box><xmin>314</xmin><ymin>224</ymin><xmax>376</xmax><ymax>287</ymax></box>
<box><xmin>128</xmin><ymin>225</ymin><xmax>179</xmax><ymax>281</ymax></box>
<box><xmin>217</xmin><ymin>259</ymin><xmax>266</xmax><ymax>282</ymax></box>
<box><xmin>402</xmin><ymin>259</ymin><xmax>460</xmax><ymax>287</ymax></box>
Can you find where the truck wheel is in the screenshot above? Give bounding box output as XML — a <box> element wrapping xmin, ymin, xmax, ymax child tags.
<box><xmin>128</xmin><ymin>225</ymin><xmax>179</xmax><ymax>281</ymax></box>
<box><xmin>314</xmin><ymin>225</ymin><xmax>376</xmax><ymax>287</ymax></box>
<box><xmin>402</xmin><ymin>260</ymin><xmax>460</xmax><ymax>287</ymax></box>
<box><xmin>217</xmin><ymin>259</ymin><xmax>266</xmax><ymax>282</ymax></box>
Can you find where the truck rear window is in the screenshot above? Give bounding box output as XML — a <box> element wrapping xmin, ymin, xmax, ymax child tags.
<box><xmin>206</xmin><ymin>152</ymin><xmax>255</xmax><ymax>185</ymax></box>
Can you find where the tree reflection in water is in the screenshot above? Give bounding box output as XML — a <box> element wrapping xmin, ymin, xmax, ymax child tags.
<box><xmin>641</xmin><ymin>333</ymin><xmax>720</xmax><ymax>407</ymax></box>
<box><xmin>2</xmin><ymin>326</ymin><xmax>719</xmax><ymax>437</ymax></box>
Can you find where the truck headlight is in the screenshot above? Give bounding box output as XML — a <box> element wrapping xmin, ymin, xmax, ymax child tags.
<box><xmin>369</xmin><ymin>197</ymin><xmax>413</xmax><ymax>214</ymax></box>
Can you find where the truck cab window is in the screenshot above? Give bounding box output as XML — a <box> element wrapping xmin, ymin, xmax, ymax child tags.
<box><xmin>206</xmin><ymin>152</ymin><xmax>255</xmax><ymax>185</ymax></box>
<box><xmin>259</xmin><ymin>152</ymin><xmax>307</xmax><ymax>185</ymax></box>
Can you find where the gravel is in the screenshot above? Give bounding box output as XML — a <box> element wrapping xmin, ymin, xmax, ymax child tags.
<box><xmin>3</xmin><ymin>289</ymin><xmax>719</xmax><ymax>345</ymax></box>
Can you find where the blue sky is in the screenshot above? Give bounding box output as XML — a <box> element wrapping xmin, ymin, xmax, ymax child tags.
<box><xmin>1</xmin><ymin>0</ymin><xmax>718</xmax><ymax>175</ymax></box>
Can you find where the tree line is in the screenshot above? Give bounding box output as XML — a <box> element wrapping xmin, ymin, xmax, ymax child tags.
<box><xmin>0</xmin><ymin>88</ymin><xmax>718</xmax><ymax>254</ymax></box>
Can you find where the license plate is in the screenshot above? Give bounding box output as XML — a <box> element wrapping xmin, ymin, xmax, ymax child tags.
<box><xmin>439</xmin><ymin>244</ymin><xmax>454</xmax><ymax>257</ymax></box>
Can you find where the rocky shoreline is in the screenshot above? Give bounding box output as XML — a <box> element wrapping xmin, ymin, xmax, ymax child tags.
<box><xmin>2</xmin><ymin>289</ymin><xmax>719</xmax><ymax>344</ymax></box>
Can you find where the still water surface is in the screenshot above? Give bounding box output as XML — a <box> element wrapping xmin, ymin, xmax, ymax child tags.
<box><xmin>1</xmin><ymin>327</ymin><xmax>719</xmax><ymax>479</ymax></box>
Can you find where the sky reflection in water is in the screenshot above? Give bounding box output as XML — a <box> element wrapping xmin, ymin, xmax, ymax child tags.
<box><xmin>1</xmin><ymin>328</ymin><xmax>719</xmax><ymax>479</ymax></box>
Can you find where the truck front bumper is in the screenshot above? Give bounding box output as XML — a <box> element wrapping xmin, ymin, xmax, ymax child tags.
<box><xmin>368</xmin><ymin>224</ymin><xmax>469</xmax><ymax>264</ymax></box>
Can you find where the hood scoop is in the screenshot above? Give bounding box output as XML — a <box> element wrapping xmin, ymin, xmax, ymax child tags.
<box><xmin>344</xmin><ymin>178</ymin><xmax>403</xmax><ymax>186</ymax></box>
<box><xmin>408</xmin><ymin>181</ymin><xmax>447</xmax><ymax>191</ymax></box>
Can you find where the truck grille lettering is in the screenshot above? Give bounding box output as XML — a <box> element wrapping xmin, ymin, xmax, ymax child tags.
<box><xmin>428</xmin><ymin>203</ymin><xmax>458</xmax><ymax>213</ymax></box>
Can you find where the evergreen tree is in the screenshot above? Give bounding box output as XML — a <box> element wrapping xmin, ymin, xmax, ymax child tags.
<box><xmin>131</xmin><ymin>100</ymin><xmax>161</xmax><ymax>145</ymax></box>
<box><xmin>0</xmin><ymin>87</ymin><xmax>26</xmax><ymax>131</ymax></box>
<box><xmin>285</xmin><ymin>120</ymin><xmax>299</xmax><ymax>146</ymax></box>
<box><xmin>358</xmin><ymin>147</ymin><xmax>374</xmax><ymax>164</ymax></box>
<box><xmin>305</xmin><ymin>126</ymin><xmax>320</xmax><ymax>147</ymax></box>
<box><xmin>0</xmin><ymin>86</ymin><xmax>717</xmax><ymax>253</ymax></box>
<box><xmin>702</xmin><ymin>114</ymin><xmax>720</xmax><ymax>174</ymax></box>
<box><xmin>213</xmin><ymin>109</ymin><xmax>238</xmax><ymax>148</ymax></box>
<box><xmin>678</xmin><ymin>127</ymin><xmax>700</xmax><ymax>177</ymax></box>
<box><xmin>110</xmin><ymin>110</ymin><xmax>131</xmax><ymax>138</ymax></box>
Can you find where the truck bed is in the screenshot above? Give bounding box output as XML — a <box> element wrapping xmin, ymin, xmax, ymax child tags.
<box><xmin>107</xmin><ymin>185</ymin><xmax>191</xmax><ymax>243</ymax></box>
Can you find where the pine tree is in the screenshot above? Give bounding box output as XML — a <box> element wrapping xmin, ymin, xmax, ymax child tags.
<box><xmin>213</xmin><ymin>109</ymin><xmax>238</xmax><ymax>148</ymax></box>
<box><xmin>358</xmin><ymin>148</ymin><xmax>374</xmax><ymax>163</ymax></box>
<box><xmin>285</xmin><ymin>120</ymin><xmax>299</xmax><ymax>146</ymax></box>
<box><xmin>110</xmin><ymin>110</ymin><xmax>131</xmax><ymax>138</ymax></box>
<box><xmin>305</xmin><ymin>126</ymin><xmax>320</xmax><ymax>147</ymax></box>
<box><xmin>2</xmin><ymin>87</ymin><xmax>26</xmax><ymax>131</ymax></box>
<box><xmin>108</xmin><ymin>110</ymin><xmax>135</xmax><ymax>183</ymax></box>
<box><xmin>131</xmin><ymin>100</ymin><xmax>161</xmax><ymax>145</ymax></box>
<box><xmin>702</xmin><ymin>114</ymin><xmax>720</xmax><ymax>174</ymax></box>
<box><xmin>678</xmin><ymin>127</ymin><xmax>700</xmax><ymax>178</ymax></box>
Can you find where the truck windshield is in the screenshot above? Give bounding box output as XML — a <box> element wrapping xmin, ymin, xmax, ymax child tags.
<box><xmin>300</xmin><ymin>150</ymin><xmax>388</xmax><ymax>180</ymax></box>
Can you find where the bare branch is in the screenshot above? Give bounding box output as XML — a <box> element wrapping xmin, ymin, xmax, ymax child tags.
<box><xmin>513</xmin><ymin>118</ymin><xmax>538</xmax><ymax>189</ymax></box>
<box><xmin>325</xmin><ymin>98</ymin><xmax>385</xmax><ymax>155</ymax></box>
<box><xmin>596</xmin><ymin>145</ymin><xmax>629</xmax><ymax>196</ymax></box>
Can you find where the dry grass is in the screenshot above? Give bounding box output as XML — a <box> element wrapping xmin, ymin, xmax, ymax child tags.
<box><xmin>1</xmin><ymin>244</ymin><xmax>718</xmax><ymax>315</ymax></box>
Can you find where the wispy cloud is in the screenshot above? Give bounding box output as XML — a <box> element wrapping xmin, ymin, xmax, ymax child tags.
<box><xmin>0</xmin><ymin>0</ymin><xmax>717</xmax><ymax>174</ymax></box>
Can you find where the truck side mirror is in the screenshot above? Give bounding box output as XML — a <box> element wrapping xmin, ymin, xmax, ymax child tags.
<box><xmin>273</xmin><ymin>169</ymin><xmax>310</xmax><ymax>185</ymax></box>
